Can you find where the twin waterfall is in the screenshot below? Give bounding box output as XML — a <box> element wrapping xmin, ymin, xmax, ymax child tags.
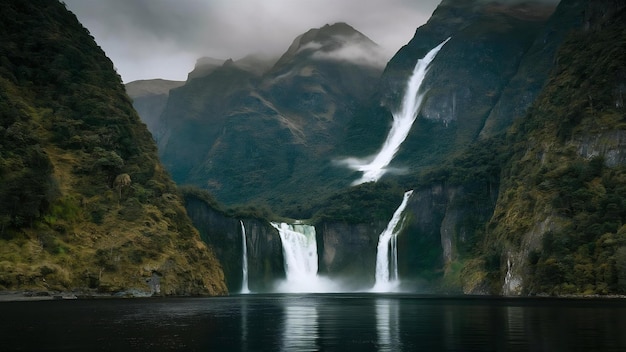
<box><xmin>340</xmin><ymin>38</ymin><xmax>451</xmax><ymax>185</ymax></box>
<box><xmin>372</xmin><ymin>190</ymin><xmax>414</xmax><ymax>292</ymax></box>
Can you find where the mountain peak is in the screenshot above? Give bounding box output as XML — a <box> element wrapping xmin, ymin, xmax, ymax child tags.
<box><xmin>187</xmin><ymin>56</ymin><xmax>226</xmax><ymax>80</ymax></box>
<box><xmin>273</xmin><ymin>22</ymin><xmax>384</xmax><ymax>69</ymax></box>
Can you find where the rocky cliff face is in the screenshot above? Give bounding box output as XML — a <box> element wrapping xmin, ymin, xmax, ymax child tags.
<box><xmin>184</xmin><ymin>194</ymin><xmax>285</xmax><ymax>292</ymax></box>
<box><xmin>479</xmin><ymin>0</ymin><xmax>587</xmax><ymax>137</ymax></box>
<box><xmin>474</xmin><ymin>1</ymin><xmax>626</xmax><ymax>296</ymax></box>
<box><xmin>315</xmin><ymin>221</ymin><xmax>384</xmax><ymax>288</ymax></box>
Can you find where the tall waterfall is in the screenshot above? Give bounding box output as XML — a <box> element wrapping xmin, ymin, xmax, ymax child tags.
<box><xmin>271</xmin><ymin>222</ymin><xmax>337</xmax><ymax>293</ymax></box>
<box><xmin>240</xmin><ymin>220</ymin><xmax>250</xmax><ymax>294</ymax></box>
<box><xmin>372</xmin><ymin>190</ymin><xmax>414</xmax><ymax>292</ymax></box>
<box><xmin>341</xmin><ymin>38</ymin><xmax>451</xmax><ymax>185</ymax></box>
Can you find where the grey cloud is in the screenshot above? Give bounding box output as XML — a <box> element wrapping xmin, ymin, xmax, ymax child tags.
<box><xmin>64</xmin><ymin>0</ymin><xmax>443</xmax><ymax>82</ymax></box>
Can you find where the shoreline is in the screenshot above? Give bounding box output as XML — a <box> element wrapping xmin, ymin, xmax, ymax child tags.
<box><xmin>1</xmin><ymin>290</ymin><xmax>625</xmax><ymax>302</ymax></box>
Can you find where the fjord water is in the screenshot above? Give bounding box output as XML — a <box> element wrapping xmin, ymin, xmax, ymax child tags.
<box><xmin>3</xmin><ymin>294</ymin><xmax>626</xmax><ymax>351</ymax></box>
<box><xmin>341</xmin><ymin>38</ymin><xmax>450</xmax><ymax>185</ymax></box>
<box><xmin>373</xmin><ymin>190</ymin><xmax>414</xmax><ymax>292</ymax></box>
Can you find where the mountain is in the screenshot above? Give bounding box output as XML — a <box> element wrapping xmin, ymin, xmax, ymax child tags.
<box><xmin>0</xmin><ymin>0</ymin><xmax>227</xmax><ymax>296</ymax></box>
<box><xmin>340</xmin><ymin>0</ymin><xmax>557</xmax><ymax>179</ymax></box>
<box><xmin>474</xmin><ymin>1</ymin><xmax>626</xmax><ymax>295</ymax></box>
<box><xmin>119</xmin><ymin>0</ymin><xmax>626</xmax><ymax>296</ymax></box>
<box><xmin>156</xmin><ymin>22</ymin><xmax>385</xmax><ymax>211</ymax></box>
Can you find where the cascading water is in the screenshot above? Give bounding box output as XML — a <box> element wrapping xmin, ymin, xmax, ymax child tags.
<box><xmin>271</xmin><ymin>222</ymin><xmax>338</xmax><ymax>293</ymax></box>
<box><xmin>372</xmin><ymin>190</ymin><xmax>414</xmax><ymax>292</ymax></box>
<box><xmin>240</xmin><ymin>220</ymin><xmax>250</xmax><ymax>294</ymax></box>
<box><xmin>340</xmin><ymin>38</ymin><xmax>451</xmax><ymax>185</ymax></box>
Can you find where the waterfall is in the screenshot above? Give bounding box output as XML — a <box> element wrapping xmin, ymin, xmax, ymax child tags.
<box><xmin>340</xmin><ymin>38</ymin><xmax>451</xmax><ymax>185</ymax></box>
<box><xmin>271</xmin><ymin>222</ymin><xmax>318</xmax><ymax>292</ymax></box>
<box><xmin>271</xmin><ymin>222</ymin><xmax>338</xmax><ymax>293</ymax></box>
<box><xmin>372</xmin><ymin>190</ymin><xmax>413</xmax><ymax>292</ymax></box>
<box><xmin>240</xmin><ymin>220</ymin><xmax>250</xmax><ymax>294</ymax></box>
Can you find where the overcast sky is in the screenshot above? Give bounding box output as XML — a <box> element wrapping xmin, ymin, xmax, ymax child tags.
<box><xmin>63</xmin><ymin>0</ymin><xmax>442</xmax><ymax>83</ymax></box>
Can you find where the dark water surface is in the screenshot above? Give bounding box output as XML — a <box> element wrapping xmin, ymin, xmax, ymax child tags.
<box><xmin>2</xmin><ymin>293</ymin><xmax>626</xmax><ymax>351</ymax></box>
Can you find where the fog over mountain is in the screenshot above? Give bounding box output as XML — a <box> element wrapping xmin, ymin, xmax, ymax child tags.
<box><xmin>63</xmin><ymin>0</ymin><xmax>446</xmax><ymax>82</ymax></box>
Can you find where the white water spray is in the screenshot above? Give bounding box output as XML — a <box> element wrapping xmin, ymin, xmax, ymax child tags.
<box><xmin>240</xmin><ymin>220</ymin><xmax>250</xmax><ymax>294</ymax></box>
<box><xmin>372</xmin><ymin>190</ymin><xmax>413</xmax><ymax>292</ymax></box>
<box><xmin>341</xmin><ymin>38</ymin><xmax>451</xmax><ymax>185</ymax></box>
<box><xmin>271</xmin><ymin>222</ymin><xmax>339</xmax><ymax>293</ymax></box>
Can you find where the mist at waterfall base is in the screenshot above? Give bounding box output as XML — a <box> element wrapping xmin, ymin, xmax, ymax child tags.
<box><xmin>337</xmin><ymin>37</ymin><xmax>451</xmax><ymax>185</ymax></box>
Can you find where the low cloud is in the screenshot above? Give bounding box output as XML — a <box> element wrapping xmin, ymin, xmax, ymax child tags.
<box><xmin>64</xmin><ymin>0</ymin><xmax>441</xmax><ymax>82</ymax></box>
<box><xmin>312</xmin><ymin>42</ymin><xmax>387</xmax><ymax>68</ymax></box>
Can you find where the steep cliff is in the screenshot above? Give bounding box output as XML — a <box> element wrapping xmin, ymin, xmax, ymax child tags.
<box><xmin>340</xmin><ymin>0</ymin><xmax>555</xmax><ymax>174</ymax></box>
<box><xmin>470</xmin><ymin>2</ymin><xmax>626</xmax><ymax>295</ymax></box>
<box><xmin>183</xmin><ymin>189</ymin><xmax>284</xmax><ymax>292</ymax></box>
<box><xmin>0</xmin><ymin>0</ymin><xmax>227</xmax><ymax>296</ymax></box>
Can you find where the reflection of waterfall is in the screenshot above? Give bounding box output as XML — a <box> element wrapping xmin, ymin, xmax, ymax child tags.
<box><xmin>376</xmin><ymin>299</ymin><xmax>401</xmax><ymax>351</ymax></box>
<box><xmin>281</xmin><ymin>304</ymin><xmax>319</xmax><ymax>352</ymax></box>
<box><xmin>372</xmin><ymin>190</ymin><xmax>413</xmax><ymax>292</ymax></box>
<box><xmin>339</xmin><ymin>38</ymin><xmax>451</xmax><ymax>185</ymax></box>
<box><xmin>241</xmin><ymin>297</ymin><xmax>248</xmax><ymax>351</ymax></box>
<box><xmin>240</xmin><ymin>220</ymin><xmax>250</xmax><ymax>294</ymax></box>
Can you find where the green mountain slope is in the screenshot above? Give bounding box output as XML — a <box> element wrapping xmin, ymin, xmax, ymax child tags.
<box><xmin>157</xmin><ymin>23</ymin><xmax>384</xmax><ymax>212</ymax></box>
<box><xmin>467</xmin><ymin>4</ymin><xmax>626</xmax><ymax>295</ymax></box>
<box><xmin>0</xmin><ymin>0</ymin><xmax>227</xmax><ymax>295</ymax></box>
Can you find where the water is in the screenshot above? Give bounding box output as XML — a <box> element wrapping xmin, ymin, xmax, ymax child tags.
<box><xmin>373</xmin><ymin>190</ymin><xmax>413</xmax><ymax>292</ymax></box>
<box><xmin>3</xmin><ymin>294</ymin><xmax>626</xmax><ymax>351</ymax></box>
<box><xmin>340</xmin><ymin>38</ymin><xmax>451</xmax><ymax>185</ymax></box>
<box><xmin>240</xmin><ymin>220</ymin><xmax>250</xmax><ymax>294</ymax></box>
<box><xmin>272</xmin><ymin>222</ymin><xmax>340</xmax><ymax>293</ymax></box>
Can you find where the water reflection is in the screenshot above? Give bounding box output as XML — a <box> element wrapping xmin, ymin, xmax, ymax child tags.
<box><xmin>376</xmin><ymin>298</ymin><xmax>401</xmax><ymax>351</ymax></box>
<box><xmin>3</xmin><ymin>295</ymin><xmax>626</xmax><ymax>351</ymax></box>
<box><xmin>506</xmin><ymin>306</ymin><xmax>525</xmax><ymax>349</ymax></box>
<box><xmin>281</xmin><ymin>303</ymin><xmax>319</xmax><ymax>352</ymax></box>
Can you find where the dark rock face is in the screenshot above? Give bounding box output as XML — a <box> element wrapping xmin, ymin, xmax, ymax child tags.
<box><xmin>184</xmin><ymin>197</ymin><xmax>284</xmax><ymax>292</ymax></box>
<box><xmin>315</xmin><ymin>221</ymin><xmax>386</xmax><ymax>288</ymax></box>
<box><xmin>396</xmin><ymin>182</ymin><xmax>497</xmax><ymax>284</ymax></box>
<box><xmin>480</xmin><ymin>0</ymin><xmax>588</xmax><ymax>137</ymax></box>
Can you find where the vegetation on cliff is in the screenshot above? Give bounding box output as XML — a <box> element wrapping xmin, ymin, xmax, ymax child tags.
<box><xmin>0</xmin><ymin>0</ymin><xmax>226</xmax><ymax>295</ymax></box>
<box><xmin>470</xmin><ymin>8</ymin><xmax>626</xmax><ymax>295</ymax></box>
